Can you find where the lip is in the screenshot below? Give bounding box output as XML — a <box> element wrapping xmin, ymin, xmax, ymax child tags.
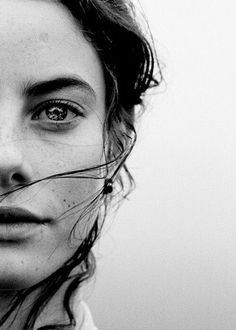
<box><xmin>0</xmin><ymin>207</ymin><xmax>51</xmax><ymax>242</ymax></box>
<box><xmin>0</xmin><ymin>207</ymin><xmax>51</xmax><ymax>224</ymax></box>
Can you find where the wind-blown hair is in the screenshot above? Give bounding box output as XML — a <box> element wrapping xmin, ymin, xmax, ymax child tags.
<box><xmin>0</xmin><ymin>0</ymin><xmax>162</xmax><ymax>329</ymax></box>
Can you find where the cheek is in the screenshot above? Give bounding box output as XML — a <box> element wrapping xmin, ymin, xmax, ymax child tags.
<box><xmin>44</xmin><ymin>142</ymin><xmax>105</xmax><ymax>210</ymax></box>
<box><xmin>51</xmin><ymin>176</ymin><xmax>103</xmax><ymax>219</ymax></box>
<box><xmin>26</xmin><ymin>141</ymin><xmax>105</xmax><ymax>178</ymax></box>
<box><xmin>33</xmin><ymin>132</ymin><xmax>105</xmax><ymax>217</ymax></box>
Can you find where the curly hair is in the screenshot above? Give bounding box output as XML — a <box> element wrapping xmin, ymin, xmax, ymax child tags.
<box><xmin>0</xmin><ymin>0</ymin><xmax>162</xmax><ymax>329</ymax></box>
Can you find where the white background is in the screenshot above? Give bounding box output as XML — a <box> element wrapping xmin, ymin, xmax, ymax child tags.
<box><xmin>88</xmin><ymin>1</ymin><xmax>236</xmax><ymax>329</ymax></box>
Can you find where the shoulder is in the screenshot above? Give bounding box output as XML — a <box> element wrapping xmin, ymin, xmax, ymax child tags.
<box><xmin>76</xmin><ymin>301</ymin><xmax>98</xmax><ymax>330</ymax></box>
<box><xmin>72</xmin><ymin>291</ymin><xmax>98</xmax><ymax>330</ymax></box>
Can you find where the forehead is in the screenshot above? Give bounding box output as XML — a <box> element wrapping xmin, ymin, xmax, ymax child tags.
<box><xmin>0</xmin><ymin>0</ymin><xmax>105</xmax><ymax>101</ymax></box>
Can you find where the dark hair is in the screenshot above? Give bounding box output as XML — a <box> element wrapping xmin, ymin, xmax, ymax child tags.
<box><xmin>0</xmin><ymin>0</ymin><xmax>162</xmax><ymax>329</ymax></box>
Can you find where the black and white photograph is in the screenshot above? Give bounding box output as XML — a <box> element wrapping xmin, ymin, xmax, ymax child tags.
<box><xmin>0</xmin><ymin>0</ymin><xmax>233</xmax><ymax>330</ymax></box>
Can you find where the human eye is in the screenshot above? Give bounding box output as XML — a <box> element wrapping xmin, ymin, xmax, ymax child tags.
<box><xmin>31</xmin><ymin>99</ymin><xmax>85</xmax><ymax>131</ymax></box>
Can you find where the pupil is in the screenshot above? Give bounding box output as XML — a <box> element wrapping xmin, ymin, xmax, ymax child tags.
<box><xmin>46</xmin><ymin>106</ymin><xmax>67</xmax><ymax>121</ymax></box>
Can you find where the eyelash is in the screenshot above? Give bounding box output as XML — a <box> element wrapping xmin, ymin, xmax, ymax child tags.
<box><xmin>31</xmin><ymin>99</ymin><xmax>85</xmax><ymax>129</ymax></box>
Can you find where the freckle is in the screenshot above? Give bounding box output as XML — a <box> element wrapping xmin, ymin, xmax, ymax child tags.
<box><xmin>21</xmin><ymin>260</ymin><xmax>24</xmax><ymax>265</ymax></box>
<box><xmin>68</xmin><ymin>205</ymin><xmax>71</xmax><ymax>208</ymax></box>
<box><xmin>72</xmin><ymin>202</ymin><xmax>75</xmax><ymax>205</ymax></box>
<box><xmin>63</xmin><ymin>199</ymin><xmax>66</xmax><ymax>202</ymax></box>
<box><xmin>35</xmin><ymin>267</ymin><xmax>39</xmax><ymax>272</ymax></box>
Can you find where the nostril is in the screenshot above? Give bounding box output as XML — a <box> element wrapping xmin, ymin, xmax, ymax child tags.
<box><xmin>11</xmin><ymin>173</ymin><xmax>27</xmax><ymax>185</ymax></box>
<box><xmin>0</xmin><ymin>146</ymin><xmax>33</xmax><ymax>189</ymax></box>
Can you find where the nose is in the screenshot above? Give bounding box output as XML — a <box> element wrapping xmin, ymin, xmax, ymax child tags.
<box><xmin>0</xmin><ymin>142</ymin><xmax>32</xmax><ymax>189</ymax></box>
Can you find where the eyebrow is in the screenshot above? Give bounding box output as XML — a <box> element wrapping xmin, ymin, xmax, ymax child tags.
<box><xmin>22</xmin><ymin>75</ymin><xmax>96</xmax><ymax>100</ymax></box>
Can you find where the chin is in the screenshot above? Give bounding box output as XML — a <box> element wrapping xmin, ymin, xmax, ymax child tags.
<box><xmin>0</xmin><ymin>252</ymin><xmax>47</xmax><ymax>291</ymax></box>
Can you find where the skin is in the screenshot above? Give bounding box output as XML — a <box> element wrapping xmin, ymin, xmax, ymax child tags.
<box><xmin>0</xmin><ymin>0</ymin><xmax>106</xmax><ymax>328</ymax></box>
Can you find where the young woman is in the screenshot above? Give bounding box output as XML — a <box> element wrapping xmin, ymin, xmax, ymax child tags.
<box><xmin>0</xmin><ymin>0</ymin><xmax>161</xmax><ymax>329</ymax></box>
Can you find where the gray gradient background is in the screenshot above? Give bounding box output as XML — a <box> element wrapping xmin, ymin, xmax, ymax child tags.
<box><xmin>87</xmin><ymin>1</ymin><xmax>236</xmax><ymax>329</ymax></box>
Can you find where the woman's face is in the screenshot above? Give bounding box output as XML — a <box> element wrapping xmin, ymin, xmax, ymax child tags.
<box><xmin>0</xmin><ymin>0</ymin><xmax>105</xmax><ymax>289</ymax></box>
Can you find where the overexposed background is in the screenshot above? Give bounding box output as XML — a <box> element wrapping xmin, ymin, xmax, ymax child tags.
<box><xmin>88</xmin><ymin>1</ymin><xmax>236</xmax><ymax>329</ymax></box>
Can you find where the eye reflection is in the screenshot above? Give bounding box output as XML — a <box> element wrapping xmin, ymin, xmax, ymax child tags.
<box><xmin>46</xmin><ymin>106</ymin><xmax>68</xmax><ymax>121</ymax></box>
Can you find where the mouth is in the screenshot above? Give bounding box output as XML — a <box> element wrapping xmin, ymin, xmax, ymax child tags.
<box><xmin>0</xmin><ymin>207</ymin><xmax>52</xmax><ymax>242</ymax></box>
<box><xmin>0</xmin><ymin>207</ymin><xmax>51</xmax><ymax>224</ymax></box>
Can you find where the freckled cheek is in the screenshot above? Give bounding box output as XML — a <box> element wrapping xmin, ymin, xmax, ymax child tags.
<box><xmin>28</xmin><ymin>135</ymin><xmax>105</xmax><ymax>178</ymax></box>
<box><xmin>47</xmin><ymin>180</ymin><xmax>101</xmax><ymax>243</ymax></box>
<box><xmin>49</xmin><ymin>145</ymin><xmax>104</xmax><ymax>202</ymax></box>
<box><xmin>21</xmin><ymin>135</ymin><xmax>105</xmax><ymax>220</ymax></box>
<box><xmin>46</xmin><ymin>175</ymin><xmax>103</xmax><ymax>223</ymax></box>
<box><xmin>59</xmin><ymin>178</ymin><xmax>102</xmax><ymax>207</ymax></box>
